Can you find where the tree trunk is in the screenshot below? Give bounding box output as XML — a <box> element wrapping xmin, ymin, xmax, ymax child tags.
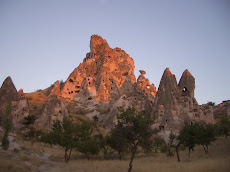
<box><xmin>202</xmin><ymin>145</ymin><xmax>208</xmax><ymax>153</ymax></box>
<box><xmin>176</xmin><ymin>146</ymin><xmax>180</xmax><ymax>162</ymax></box>
<box><xmin>128</xmin><ymin>145</ymin><xmax>138</xmax><ymax>172</ymax></box>
<box><xmin>188</xmin><ymin>148</ymin><xmax>191</xmax><ymax>160</ymax></box>
<box><xmin>67</xmin><ymin>148</ymin><xmax>72</xmax><ymax>162</ymax></box>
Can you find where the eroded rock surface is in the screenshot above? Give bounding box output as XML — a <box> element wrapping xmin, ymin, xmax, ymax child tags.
<box><xmin>36</xmin><ymin>95</ymin><xmax>69</xmax><ymax>130</ymax></box>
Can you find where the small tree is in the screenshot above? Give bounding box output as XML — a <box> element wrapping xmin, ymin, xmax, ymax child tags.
<box><xmin>153</xmin><ymin>136</ymin><xmax>165</xmax><ymax>153</ymax></box>
<box><xmin>1</xmin><ymin>104</ymin><xmax>12</xmax><ymax>150</ymax></box>
<box><xmin>23</xmin><ymin>115</ymin><xmax>37</xmax><ymax>126</ymax></box>
<box><xmin>77</xmin><ymin>137</ymin><xmax>100</xmax><ymax>160</ymax></box>
<box><xmin>115</xmin><ymin>107</ymin><xmax>154</xmax><ymax>172</ymax></box>
<box><xmin>207</xmin><ymin>101</ymin><xmax>215</xmax><ymax>106</ymax></box>
<box><xmin>196</xmin><ymin>123</ymin><xmax>216</xmax><ymax>153</ymax></box>
<box><xmin>76</xmin><ymin>121</ymin><xmax>99</xmax><ymax>160</ymax></box>
<box><xmin>216</xmin><ymin>116</ymin><xmax>230</xmax><ymax>139</ymax></box>
<box><xmin>49</xmin><ymin>118</ymin><xmax>77</xmax><ymax>163</ymax></box>
<box><xmin>167</xmin><ymin>132</ymin><xmax>176</xmax><ymax>156</ymax></box>
<box><xmin>107</xmin><ymin>125</ymin><xmax>129</xmax><ymax>160</ymax></box>
<box><xmin>177</xmin><ymin>123</ymin><xmax>198</xmax><ymax>160</ymax></box>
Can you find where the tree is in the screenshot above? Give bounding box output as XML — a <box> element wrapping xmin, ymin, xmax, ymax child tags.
<box><xmin>49</xmin><ymin>117</ymin><xmax>77</xmax><ymax>163</ymax></box>
<box><xmin>153</xmin><ymin>136</ymin><xmax>165</xmax><ymax>153</ymax></box>
<box><xmin>196</xmin><ymin>123</ymin><xmax>216</xmax><ymax>153</ymax></box>
<box><xmin>23</xmin><ymin>115</ymin><xmax>37</xmax><ymax>126</ymax></box>
<box><xmin>115</xmin><ymin>107</ymin><xmax>154</xmax><ymax>172</ymax></box>
<box><xmin>107</xmin><ymin>125</ymin><xmax>129</xmax><ymax>160</ymax></box>
<box><xmin>77</xmin><ymin>137</ymin><xmax>100</xmax><ymax>160</ymax></box>
<box><xmin>93</xmin><ymin>115</ymin><xmax>99</xmax><ymax>122</ymax></box>
<box><xmin>1</xmin><ymin>104</ymin><xmax>12</xmax><ymax>150</ymax></box>
<box><xmin>76</xmin><ymin>121</ymin><xmax>99</xmax><ymax>160</ymax></box>
<box><xmin>207</xmin><ymin>101</ymin><xmax>215</xmax><ymax>106</ymax></box>
<box><xmin>216</xmin><ymin>116</ymin><xmax>230</xmax><ymax>139</ymax></box>
<box><xmin>177</xmin><ymin>123</ymin><xmax>198</xmax><ymax>160</ymax></box>
<box><xmin>167</xmin><ymin>132</ymin><xmax>176</xmax><ymax>156</ymax></box>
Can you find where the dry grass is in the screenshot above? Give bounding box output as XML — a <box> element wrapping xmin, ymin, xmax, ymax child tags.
<box><xmin>0</xmin><ymin>137</ymin><xmax>229</xmax><ymax>172</ymax></box>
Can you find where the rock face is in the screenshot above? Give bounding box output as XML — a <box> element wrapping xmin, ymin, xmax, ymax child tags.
<box><xmin>36</xmin><ymin>95</ymin><xmax>69</xmax><ymax>130</ymax></box>
<box><xmin>153</xmin><ymin>68</ymin><xmax>215</xmax><ymax>134</ymax></box>
<box><xmin>0</xmin><ymin>76</ymin><xmax>20</xmax><ymax>117</ymax></box>
<box><xmin>0</xmin><ymin>35</ymin><xmax>216</xmax><ymax>133</ymax></box>
<box><xmin>49</xmin><ymin>80</ymin><xmax>61</xmax><ymax>97</ymax></box>
<box><xmin>60</xmin><ymin>35</ymin><xmax>136</xmax><ymax>102</ymax></box>
<box><xmin>137</xmin><ymin>70</ymin><xmax>156</xmax><ymax>96</ymax></box>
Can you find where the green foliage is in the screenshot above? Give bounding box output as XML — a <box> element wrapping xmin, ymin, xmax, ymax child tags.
<box><xmin>196</xmin><ymin>123</ymin><xmax>216</xmax><ymax>153</ymax></box>
<box><xmin>23</xmin><ymin>115</ymin><xmax>37</xmax><ymax>126</ymax></box>
<box><xmin>107</xmin><ymin>125</ymin><xmax>129</xmax><ymax>160</ymax></box>
<box><xmin>216</xmin><ymin>116</ymin><xmax>230</xmax><ymax>139</ymax></box>
<box><xmin>1</xmin><ymin>104</ymin><xmax>12</xmax><ymax>150</ymax></box>
<box><xmin>2</xmin><ymin>133</ymin><xmax>10</xmax><ymax>150</ymax></box>
<box><xmin>153</xmin><ymin>137</ymin><xmax>165</xmax><ymax>153</ymax></box>
<box><xmin>93</xmin><ymin>115</ymin><xmax>99</xmax><ymax>122</ymax></box>
<box><xmin>115</xmin><ymin>107</ymin><xmax>154</xmax><ymax>172</ymax></box>
<box><xmin>77</xmin><ymin>137</ymin><xmax>100</xmax><ymax>160</ymax></box>
<box><xmin>49</xmin><ymin>118</ymin><xmax>77</xmax><ymax>163</ymax></box>
<box><xmin>167</xmin><ymin>132</ymin><xmax>176</xmax><ymax>156</ymax></box>
<box><xmin>207</xmin><ymin>101</ymin><xmax>215</xmax><ymax>106</ymax></box>
<box><xmin>159</xmin><ymin>144</ymin><xmax>168</xmax><ymax>153</ymax></box>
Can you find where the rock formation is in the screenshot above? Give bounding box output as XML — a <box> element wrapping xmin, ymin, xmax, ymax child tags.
<box><xmin>60</xmin><ymin>35</ymin><xmax>136</xmax><ymax>102</ymax></box>
<box><xmin>0</xmin><ymin>76</ymin><xmax>20</xmax><ymax>117</ymax></box>
<box><xmin>36</xmin><ymin>95</ymin><xmax>69</xmax><ymax>130</ymax></box>
<box><xmin>49</xmin><ymin>80</ymin><xmax>61</xmax><ymax>97</ymax></box>
<box><xmin>0</xmin><ymin>35</ymin><xmax>216</xmax><ymax>133</ymax></box>
<box><xmin>153</xmin><ymin>68</ymin><xmax>215</xmax><ymax>134</ymax></box>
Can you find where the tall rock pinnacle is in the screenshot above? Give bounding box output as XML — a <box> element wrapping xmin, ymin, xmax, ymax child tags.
<box><xmin>61</xmin><ymin>35</ymin><xmax>136</xmax><ymax>102</ymax></box>
<box><xmin>178</xmin><ymin>69</ymin><xmax>195</xmax><ymax>98</ymax></box>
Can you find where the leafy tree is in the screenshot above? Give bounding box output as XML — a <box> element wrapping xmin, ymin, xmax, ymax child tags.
<box><xmin>153</xmin><ymin>136</ymin><xmax>165</xmax><ymax>153</ymax></box>
<box><xmin>177</xmin><ymin>123</ymin><xmax>198</xmax><ymax>160</ymax></box>
<box><xmin>196</xmin><ymin>123</ymin><xmax>216</xmax><ymax>153</ymax></box>
<box><xmin>167</xmin><ymin>132</ymin><xmax>176</xmax><ymax>156</ymax></box>
<box><xmin>115</xmin><ymin>107</ymin><xmax>154</xmax><ymax>172</ymax></box>
<box><xmin>1</xmin><ymin>104</ymin><xmax>12</xmax><ymax>150</ymax></box>
<box><xmin>23</xmin><ymin>115</ymin><xmax>37</xmax><ymax>126</ymax></box>
<box><xmin>216</xmin><ymin>116</ymin><xmax>230</xmax><ymax>139</ymax></box>
<box><xmin>76</xmin><ymin>121</ymin><xmax>99</xmax><ymax>160</ymax></box>
<box><xmin>26</xmin><ymin>127</ymin><xmax>42</xmax><ymax>145</ymax></box>
<box><xmin>107</xmin><ymin>125</ymin><xmax>129</xmax><ymax>160</ymax></box>
<box><xmin>49</xmin><ymin>117</ymin><xmax>77</xmax><ymax>163</ymax></box>
<box><xmin>77</xmin><ymin>137</ymin><xmax>100</xmax><ymax>160</ymax></box>
<box><xmin>93</xmin><ymin>115</ymin><xmax>99</xmax><ymax>122</ymax></box>
<box><xmin>207</xmin><ymin>101</ymin><xmax>215</xmax><ymax>106</ymax></box>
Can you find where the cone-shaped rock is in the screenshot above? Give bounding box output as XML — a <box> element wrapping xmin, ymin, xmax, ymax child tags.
<box><xmin>178</xmin><ymin>69</ymin><xmax>195</xmax><ymax>97</ymax></box>
<box><xmin>0</xmin><ymin>76</ymin><xmax>19</xmax><ymax>116</ymax></box>
<box><xmin>36</xmin><ymin>95</ymin><xmax>68</xmax><ymax>130</ymax></box>
<box><xmin>155</xmin><ymin>68</ymin><xmax>179</xmax><ymax>107</ymax></box>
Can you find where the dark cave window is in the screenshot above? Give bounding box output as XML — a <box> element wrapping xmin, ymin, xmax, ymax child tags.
<box><xmin>69</xmin><ymin>92</ymin><xmax>71</xmax><ymax>94</ymax></box>
<box><xmin>75</xmin><ymin>90</ymin><xmax>80</xmax><ymax>93</ymax></box>
<box><xmin>88</xmin><ymin>97</ymin><xmax>92</xmax><ymax>100</ymax></box>
<box><xmin>111</xmin><ymin>87</ymin><xmax>112</xmax><ymax>90</ymax></box>
<box><xmin>88</xmin><ymin>78</ymin><xmax>90</xmax><ymax>81</ymax></box>
<box><xmin>165</xmin><ymin>119</ymin><xmax>168</xmax><ymax>122</ymax></box>
<box><xmin>69</xmin><ymin>78</ymin><xmax>73</xmax><ymax>82</ymax></box>
<box><xmin>190</xmin><ymin>121</ymin><xmax>193</xmax><ymax>125</ymax></box>
<box><xmin>71</xmin><ymin>91</ymin><xmax>73</xmax><ymax>93</ymax></box>
<box><xmin>59</xmin><ymin>110</ymin><xmax>62</xmax><ymax>113</ymax></box>
<box><xmin>183</xmin><ymin>87</ymin><xmax>187</xmax><ymax>92</ymax></box>
<box><xmin>88</xmin><ymin>82</ymin><xmax>90</xmax><ymax>85</ymax></box>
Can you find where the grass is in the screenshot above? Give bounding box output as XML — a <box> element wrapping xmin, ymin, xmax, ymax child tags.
<box><xmin>0</xmin><ymin>137</ymin><xmax>229</xmax><ymax>172</ymax></box>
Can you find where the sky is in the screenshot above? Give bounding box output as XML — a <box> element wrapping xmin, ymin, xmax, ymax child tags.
<box><xmin>0</xmin><ymin>0</ymin><xmax>229</xmax><ymax>105</ymax></box>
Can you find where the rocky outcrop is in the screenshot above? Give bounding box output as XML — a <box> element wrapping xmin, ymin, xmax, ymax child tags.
<box><xmin>178</xmin><ymin>69</ymin><xmax>195</xmax><ymax>97</ymax></box>
<box><xmin>18</xmin><ymin>88</ymin><xmax>24</xmax><ymax>97</ymax></box>
<box><xmin>61</xmin><ymin>35</ymin><xmax>136</xmax><ymax>103</ymax></box>
<box><xmin>153</xmin><ymin>68</ymin><xmax>215</xmax><ymax>133</ymax></box>
<box><xmin>49</xmin><ymin>80</ymin><xmax>61</xmax><ymax>97</ymax></box>
<box><xmin>12</xmin><ymin>98</ymin><xmax>30</xmax><ymax>128</ymax></box>
<box><xmin>36</xmin><ymin>95</ymin><xmax>68</xmax><ymax>130</ymax></box>
<box><xmin>137</xmin><ymin>70</ymin><xmax>156</xmax><ymax>96</ymax></box>
<box><xmin>0</xmin><ymin>76</ymin><xmax>20</xmax><ymax>117</ymax></box>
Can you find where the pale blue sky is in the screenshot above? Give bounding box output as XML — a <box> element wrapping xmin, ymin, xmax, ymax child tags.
<box><xmin>0</xmin><ymin>0</ymin><xmax>229</xmax><ymax>104</ymax></box>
